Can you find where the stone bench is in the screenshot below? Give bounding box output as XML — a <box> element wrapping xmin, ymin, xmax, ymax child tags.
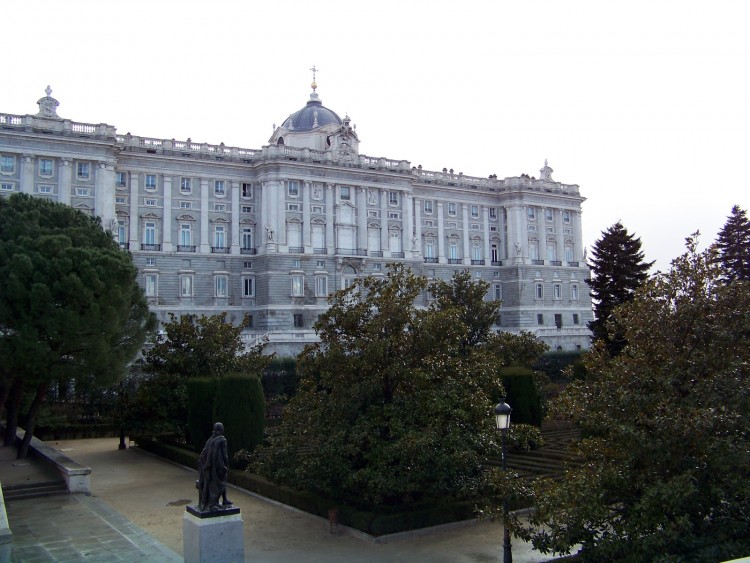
<box><xmin>14</xmin><ymin>428</ymin><xmax>91</xmax><ymax>494</ymax></box>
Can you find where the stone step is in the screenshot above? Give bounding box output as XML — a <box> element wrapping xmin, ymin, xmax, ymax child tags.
<box><xmin>2</xmin><ymin>480</ymin><xmax>68</xmax><ymax>501</ymax></box>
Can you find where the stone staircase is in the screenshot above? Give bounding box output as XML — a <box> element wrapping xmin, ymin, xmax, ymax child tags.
<box><xmin>2</xmin><ymin>479</ymin><xmax>68</xmax><ymax>502</ymax></box>
<box><xmin>489</xmin><ymin>420</ymin><xmax>582</xmax><ymax>480</ymax></box>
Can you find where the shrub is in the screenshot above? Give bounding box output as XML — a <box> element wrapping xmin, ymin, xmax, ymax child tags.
<box><xmin>186</xmin><ymin>377</ymin><xmax>218</xmax><ymax>449</ymax></box>
<box><xmin>500</xmin><ymin>367</ymin><xmax>543</xmax><ymax>426</ymax></box>
<box><xmin>215</xmin><ymin>374</ymin><xmax>265</xmax><ymax>465</ymax></box>
<box><xmin>508</xmin><ymin>423</ymin><xmax>544</xmax><ymax>450</ymax></box>
<box><xmin>262</xmin><ymin>357</ymin><xmax>299</xmax><ymax>401</ymax></box>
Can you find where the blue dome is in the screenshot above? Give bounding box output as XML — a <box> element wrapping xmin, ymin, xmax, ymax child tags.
<box><xmin>282</xmin><ymin>99</ymin><xmax>342</xmax><ymax>132</ymax></box>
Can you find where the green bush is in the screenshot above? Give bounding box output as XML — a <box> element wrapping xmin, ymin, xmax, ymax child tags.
<box><xmin>186</xmin><ymin>377</ymin><xmax>218</xmax><ymax>449</ymax></box>
<box><xmin>262</xmin><ymin>357</ymin><xmax>299</xmax><ymax>401</ymax></box>
<box><xmin>500</xmin><ymin>367</ymin><xmax>542</xmax><ymax>426</ymax></box>
<box><xmin>215</xmin><ymin>374</ymin><xmax>265</xmax><ymax>464</ymax></box>
<box><xmin>508</xmin><ymin>423</ymin><xmax>544</xmax><ymax>450</ymax></box>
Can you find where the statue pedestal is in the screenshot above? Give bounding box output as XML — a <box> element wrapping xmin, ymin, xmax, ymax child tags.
<box><xmin>183</xmin><ymin>506</ymin><xmax>243</xmax><ymax>563</ymax></box>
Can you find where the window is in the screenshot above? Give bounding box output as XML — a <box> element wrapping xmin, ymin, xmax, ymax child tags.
<box><xmin>241</xmin><ymin>205</ymin><xmax>253</xmax><ymax>213</ymax></box>
<box><xmin>145</xmin><ymin>174</ymin><xmax>157</xmax><ymax>189</ymax></box>
<box><xmin>563</xmin><ymin>210</ymin><xmax>571</xmax><ymax>223</ymax></box>
<box><xmin>1</xmin><ymin>183</ymin><xmax>14</xmax><ymax>191</ymax></box>
<box><xmin>340</xmin><ymin>186</ymin><xmax>350</xmax><ymax>200</ymax></box>
<box><xmin>424</xmin><ymin>200</ymin><xmax>433</xmax><ymax>214</ymax></box>
<box><xmin>144</xmin><ymin>274</ymin><xmax>158</xmax><ymax>297</ymax></box>
<box><xmin>315</xmin><ymin>276</ymin><xmax>328</xmax><ymax>297</ymax></box>
<box><xmin>471</xmin><ymin>205</ymin><xmax>479</xmax><ymax>218</ymax></box>
<box><xmin>245</xmin><ymin>315</ymin><xmax>253</xmax><ymax>328</ymax></box>
<box><xmin>312</xmin><ymin>205</ymin><xmax>323</xmax><ymax>214</ymax></box>
<box><xmin>449</xmin><ymin>241</ymin><xmax>459</xmax><ymax>260</ymax></box>
<box><xmin>214</xmin><ymin>225</ymin><xmax>226</xmax><ymax>248</ymax></box>
<box><xmin>76</xmin><ymin>162</ymin><xmax>90</xmax><ymax>179</ymax></box>
<box><xmin>545</xmin><ymin>209</ymin><xmax>553</xmax><ymax>222</ymax></box>
<box><xmin>424</xmin><ymin>239</ymin><xmax>435</xmax><ymax>259</ymax></box>
<box><xmin>38</xmin><ymin>185</ymin><xmax>53</xmax><ymax>194</ymax></box>
<box><xmin>75</xmin><ymin>188</ymin><xmax>91</xmax><ymax>196</ymax></box>
<box><xmin>214</xmin><ymin>180</ymin><xmax>225</xmax><ymax>196</ymax></box>
<box><xmin>287</xmin><ymin>203</ymin><xmax>300</xmax><ymax>211</ymax></box>
<box><xmin>565</xmin><ymin>246</ymin><xmax>574</xmax><ymax>262</ymax></box>
<box><xmin>180</xmin><ymin>275</ymin><xmax>193</xmax><ymax>297</ymax></box>
<box><xmin>215</xmin><ymin>276</ymin><xmax>228</xmax><ymax>298</ymax></box>
<box><xmin>115</xmin><ymin>171</ymin><xmax>126</xmax><ymax>186</ymax></box>
<box><xmin>448</xmin><ymin>202</ymin><xmax>457</xmax><ymax>216</ymax></box>
<box><xmin>317</xmin><ymin>261</ymin><xmax>325</xmax><ymax>268</ymax></box>
<box><xmin>368</xmin><ymin>210</ymin><xmax>379</xmax><ymax>218</ymax></box>
<box><xmin>39</xmin><ymin>159</ymin><xmax>54</xmax><ymax>176</ymax></box>
<box><xmin>293</xmin><ymin>314</ymin><xmax>304</xmax><ymax>328</ymax></box>
<box><xmin>448</xmin><ymin>222</ymin><xmax>458</xmax><ymax>230</ymax></box>
<box><xmin>573</xmin><ymin>313</ymin><xmax>580</xmax><ymax>325</ymax></box>
<box><xmin>291</xmin><ymin>275</ymin><xmax>304</xmax><ymax>296</ymax></box>
<box><xmin>243</xmin><ymin>261</ymin><xmax>252</xmax><ymax>268</ymax></box>
<box><xmin>493</xmin><ymin>283</ymin><xmax>502</xmax><ymax>300</ymax></box>
<box><xmin>180</xmin><ymin>177</ymin><xmax>191</xmax><ymax>192</ymax></box>
<box><xmin>242</xmin><ymin>227</ymin><xmax>253</xmax><ymax>250</ymax></box>
<box><xmin>547</xmin><ymin>245</ymin><xmax>557</xmax><ymax>262</ymax></box>
<box><xmin>288</xmin><ymin>180</ymin><xmax>300</xmax><ymax>197</ymax></box>
<box><xmin>179</xmin><ymin>224</ymin><xmax>192</xmax><ymax>247</ymax></box>
<box><xmin>554</xmin><ymin>283</ymin><xmax>562</xmax><ymax>300</ymax></box>
<box><xmin>145</xmin><ymin>257</ymin><xmax>155</xmax><ymax>266</ymax></box>
<box><xmin>489</xmin><ymin>207</ymin><xmax>497</xmax><ymax>220</ymax></box>
<box><xmin>242</xmin><ymin>277</ymin><xmax>255</xmax><ymax>297</ymax></box>
<box><xmin>145</xmin><ymin>198</ymin><xmax>156</xmax><ymax>206</ymax></box>
<box><xmin>388</xmin><ymin>212</ymin><xmax>400</xmax><ymax>220</ymax></box>
<box><xmin>292</xmin><ymin>259</ymin><xmax>301</xmax><ymax>269</ymax></box>
<box><xmin>389</xmin><ymin>191</ymin><xmax>399</xmax><ymax>206</ymax></box>
<box><xmin>537</xmin><ymin>314</ymin><xmax>544</xmax><ymax>325</ymax></box>
<box><xmin>471</xmin><ymin>240</ymin><xmax>482</xmax><ymax>260</ymax></box>
<box><xmin>535</xmin><ymin>282</ymin><xmax>543</xmax><ymax>300</ymax></box>
<box><xmin>491</xmin><ymin>244</ymin><xmax>499</xmax><ymax>263</ymax></box>
<box><xmin>144</xmin><ymin>222</ymin><xmax>156</xmax><ymax>245</ymax></box>
<box><xmin>214</xmin><ymin>203</ymin><xmax>226</xmax><ymax>212</ymax></box>
<box><xmin>180</xmin><ymin>201</ymin><xmax>191</xmax><ymax>209</ymax></box>
<box><xmin>527</xmin><ymin>207</ymin><xmax>536</xmax><ymax>220</ymax></box>
<box><xmin>529</xmin><ymin>243</ymin><xmax>539</xmax><ymax>260</ymax></box>
<box><xmin>471</xmin><ymin>224</ymin><xmax>480</xmax><ymax>230</ymax></box>
<box><xmin>555</xmin><ymin>314</ymin><xmax>563</xmax><ymax>329</ymax></box>
<box><xmin>0</xmin><ymin>155</ymin><xmax>15</xmax><ymax>173</ymax></box>
<box><xmin>571</xmin><ymin>284</ymin><xmax>579</xmax><ymax>301</ymax></box>
<box><xmin>241</xmin><ymin>183</ymin><xmax>252</xmax><ymax>198</ymax></box>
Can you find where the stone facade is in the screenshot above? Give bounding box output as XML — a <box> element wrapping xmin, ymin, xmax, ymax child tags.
<box><xmin>0</xmin><ymin>86</ymin><xmax>593</xmax><ymax>356</ymax></box>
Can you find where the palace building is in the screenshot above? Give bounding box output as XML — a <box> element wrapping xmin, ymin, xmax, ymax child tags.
<box><xmin>0</xmin><ymin>85</ymin><xmax>593</xmax><ymax>356</ymax></box>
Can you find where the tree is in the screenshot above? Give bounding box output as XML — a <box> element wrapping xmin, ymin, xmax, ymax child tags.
<box><xmin>0</xmin><ymin>194</ymin><xmax>154</xmax><ymax>457</ymax></box>
<box><xmin>510</xmin><ymin>235</ymin><xmax>750</xmax><ymax>561</ymax></box>
<box><xmin>715</xmin><ymin>204</ymin><xmax>750</xmax><ymax>283</ymax></box>
<box><xmin>252</xmin><ymin>264</ymin><xmax>504</xmax><ymax>505</ymax></box>
<box><xmin>586</xmin><ymin>222</ymin><xmax>653</xmax><ymax>356</ymax></box>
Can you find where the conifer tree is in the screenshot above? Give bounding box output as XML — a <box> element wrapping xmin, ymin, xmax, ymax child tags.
<box><xmin>586</xmin><ymin>222</ymin><xmax>653</xmax><ymax>356</ymax></box>
<box><xmin>715</xmin><ymin>204</ymin><xmax>750</xmax><ymax>283</ymax></box>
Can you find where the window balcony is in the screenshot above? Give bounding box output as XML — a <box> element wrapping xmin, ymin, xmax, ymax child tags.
<box><xmin>119</xmin><ymin>242</ymin><xmax>129</xmax><ymax>250</ymax></box>
<box><xmin>288</xmin><ymin>246</ymin><xmax>304</xmax><ymax>253</ymax></box>
<box><xmin>424</xmin><ymin>257</ymin><xmax>439</xmax><ymax>263</ymax></box>
<box><xmin>336</xmin><ymin>248</ymin><xmax>368</xmax><ymax>256</ymax></box>
<box><xmin>241</xmin><ymin>247</ymin><xmax>257</xmax><ymax>255</ymax></box>
<box><xmin>447</xmin><ymin>258</ymin><xmax>462</xmax><ymax>264</ymax></box>
<box><xmin>369</xmin><ymin>250</ymin><xmax>383</xmax><ymax>257</ymax></box>
<box><xmin>491</xmin><ymin>260</ymin><xmax>503</xmax><ymax>266</ymax></box>
<box><xmin>550</xmin><ymin>260</ymin><xmax>563</xmax><ymax>266</ymax></box>
<box><xmin>313</xmin><ymin>248</ymin><xmax>328</xmax><ymax>255</ymax></box>
<box><xmin>471</xmin><ymin>259</ymin><xmax>485</xmax><ymax>265</ymax></box>
<box><xmin>566</xmin><ymin>261</ymin><xmax>580</xmax><ymax>267</ymax></box>
<box><xmin>391</xmin><ymin>251</ymin><xmax>405</xmax><ymax>258</ymax></box>
<box><xmin>177</xmin><ymin>245</ymin><xmax>196</xmax><ymax>252</ymax></box>
<box><xmin>211</xmin><ymin>247</ymin><xmax>230</xmax><ymax>254</ymax></box>
<box><xmin>141</xmin><ymin>244</ymin><xmax>161</xmax><ymax>251</ymax></box>
<box><xmin>531</xmin><ymin>259</ymin><xmax>545</xmax><ymax>265</ymax></box>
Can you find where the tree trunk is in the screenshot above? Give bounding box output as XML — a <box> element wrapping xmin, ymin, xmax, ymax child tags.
<box><xmin>4</xmin><ymin>378</ymin><xmax>24</xmax><ymax>447</ymax></box>
<box><xmin>0</xmin><ymin>378</ymin><xmax>10</xmax><ymax>422</ymax></box>
<box><xmin>17</xmin><ymin>382</ymin><xmax>48</xmax><ymax>459</ymax></box>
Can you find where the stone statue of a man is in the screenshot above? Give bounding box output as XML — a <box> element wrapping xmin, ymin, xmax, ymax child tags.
<box><xmin>197</xmin><ymin>422</ymin><xmax>233</xmax><ymax>512</ymax></box>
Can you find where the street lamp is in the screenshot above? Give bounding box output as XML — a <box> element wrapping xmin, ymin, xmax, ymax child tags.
<box><xmin>494</xmin><ymin>399</ymin><xmax>513</xmax><ymax>563</ymax></box>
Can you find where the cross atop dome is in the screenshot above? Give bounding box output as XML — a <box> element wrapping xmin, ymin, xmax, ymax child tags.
<box><xmin>309</xmin><ymin>65</ymin><xmax>319</xmax><ymax>101</ymax></box>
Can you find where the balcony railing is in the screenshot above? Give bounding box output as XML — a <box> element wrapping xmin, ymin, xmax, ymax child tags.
<box><xmin>336</xmin><ymin>248</ymin><xmax>368</xmax><ymax>256</ymax></box>
<box><xmin>288</xmin><ymin>246</ymin><xmax>304</xmax><ymax>253</ymax></box>
<box><xmin>447</xmin><ymin>258</ymin><xmax>462</xmax><ymax>264</ymax></box>
<box><xmin>471</xmin><ymin>259</ymin><xmax>485</xmax><ymax>265</ymax></box>
<box><xmin>531</xmin><ymin>259</ymin><xmax>545</xmax><ymax>265</ymax></box>
<box><xmin>491</xmin><ymin>260</ymin><xmax>503</xmax><ymax>266</ymax></box>
<box><xmin>313</xmin><ymin>248</ymin><xmax>328</xmax><ymax>255</ymax></box>
<box><xmin>391</xmin><ymin>251</ymin><xmax>405</xmax><ymax>258</ymax></box>
<box><xmin>177</xmin><ymin>245</ymin><xmax>196</xmax><ymax>252</ymax></box>
<box><xmin>424</xmin><ymin>257</ymin><xmax>439</xmax><ymax>263</ymax></box>
<box><xmin>118</xmin><ymin>242</ymin><xmax>129</xmax><ymax>250</ymax></box>
<box><xmin>211</xmin><ymin>247</ymin><xmax>230</xmax><ymax>254</ymax></box>
<box><xmin>550</xmin><ymin>260</ymin><xmax>563</xmax><ymax>266</ymax></box>
<box><xmin>141</xmin><ymin>244</ymin><xmax>161</xmax><ymax>251</ymax></box>
<box><xmin>567</xmin><ymin>261</ymin><xmax>580</xmax><ymax>267</ymax></box>
<box><xmin>241</xmin><ymin>247</ymin><xmax>258</xmax><ymax>255</ymax></box>
<box><xmin>369</xmin><ymin>250</ymin><xmax>383</xmax><ymax>257</ymax></box>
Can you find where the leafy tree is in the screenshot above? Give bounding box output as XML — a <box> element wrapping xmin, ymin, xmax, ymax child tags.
<box><xmin>715</xmin><ymin>204</ymin><xmax>750</xmax><ymax>282</ymax></box>
<box><xmin>510</xmin><ymin>235</ymin><xmax>750</xmax><ymax>561</ymax></box>
<box><xmin>252</xmin><ymin>264</ymin><xmax>504</xmax><ymax>505</ymax></box>
<box><xmin>130</xmin><ymin>313</ymin><xmax>270</xmax><ymax>439</ymax></box>
<box><xmin>0</xmin><ymin>194</ymin><xmax>154</xmax><ymax>457</ymax></box>
<box><xmin>586</xmin><ymin>222</ymin><xmax>653</xmax><ymax>356</ymax></box>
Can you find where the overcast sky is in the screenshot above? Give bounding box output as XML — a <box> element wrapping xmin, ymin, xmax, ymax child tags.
<box><xmin>5</xmin><ymin>0</ymin><xmax>748</xmax><ymax>271</ymax></box>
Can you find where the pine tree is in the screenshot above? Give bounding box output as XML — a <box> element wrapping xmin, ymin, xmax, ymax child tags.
<box><xmin>715</xmin><ymin>205</ymin><xmax>750</xmax><ymax>283</ymax></box>
<box><xmin>586</xmin><ymin>222</ymin><xmax>653</xmax><ymax>356</ymax></box>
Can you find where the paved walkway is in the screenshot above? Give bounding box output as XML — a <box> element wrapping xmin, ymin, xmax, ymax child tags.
<box><xmin>2</xmin><ymin>438</ymin><xmax>570</xmax><ymax>562</ymax></box>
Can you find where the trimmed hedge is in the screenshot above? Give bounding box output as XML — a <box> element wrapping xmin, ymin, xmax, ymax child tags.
<box><xmin>214</xmin><ymin>375</ymin><xmax>265</xmax><ymax>462</ymax></box>
<box><xmin>500</xmin><ymin>367</ymin><xmax>543</xmax><ymax>426</ymax></box>
<box><xmin>186</xmin><ymin>377</ymin><xmax>218</xmax><ymax>449</ymax></box>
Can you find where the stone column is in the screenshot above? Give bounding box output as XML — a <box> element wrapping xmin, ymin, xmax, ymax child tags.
<box><xmin>437</xmin><ymin>202</ymin><xmax>445</xmax><ymax>262</ymax></box>
<box><xmin>128</xmin><ymin>173</ymin><xmax>140</xmax><ymax>248</ymax></box>
<box><xmin>59</xmin><ymin>158</ymin><xmax>72</xmax><ymax>205</ymax></box>
<box><xmin>357</xmin><ymin>187</ymin><xmax>367</xmax><ymax>251</ymax></box>
<box><xmin>498</xmin><ymin>206</ymin><xmax>506</xmax><ymax>259</ymax></box>
<box><xmin>162</xmin><ymin>176</ymin><xmax>173</xmax><ymax>252</ymax></box>
<box><xmin>540</xmin><ymin>207</ymin><xmax>548</xmax><ymax>262</ymax></box>
<box><xmin>483</xmin><ymin>207</ymin><xmax>490</xmax><ymax>263</ymax></box>
<box><xmin>414</xmin><ymin>198</ymin><xmax>422</xmax><ymax>256</ymax></box>
<box><xmin>20</xmin><ymin>154</ymin><xmax>34</xmax><ymax>195</ymax></box>
<box><xmin>200</xmin><ymin>178</ymin><xmax>210</xmax><ymax>253</ymax></box>
<box><xmin>257</xmin><ymin>181</ymin><xmax>266</xmax><ymax>254</ymax></box>
<box><xmin>403</xmin><ymin>192</ymin><xmax>414</xmax><ymax>256</ymax></box>
<box><xmin>325</xmin><ymin>184</ymin><xmax>334</xmax><ymax>254</ymax></box>
<box><xmin>574</xmin><ymin>210</ymin><xmax>583</xmax><ymax>262</ymax></box>
<box><xmin>95</xmin><ymin>161</ymin><xmax>115</xmax><ymax>232</ymax></box>
<box><xmin>462</xmin><ymin>204</ymin><xmax>470</xmax><ymax>265</ymax></box>
<box><xmin>556</xmin><ymin>208</ymin><xmax>564</xmax><ymax>262</ymax></box>
<box><xmin>302</xmin><ymin>181</ymin><xmax>311</xmax><ymax>252</ymax></box>
<box><xmin>231</xmin><ymin>181</ymin><xmax>240</xmax><ymax>255</ymax></box>
<box><xmin>277</xmin><ymin>179</ymin><xmax>286</xmax><ymax>246</ymax></box>
<box><xmin>379</xmin><ymin>188</ymin><xmax>388</xmax><ymax>253</ymax></box>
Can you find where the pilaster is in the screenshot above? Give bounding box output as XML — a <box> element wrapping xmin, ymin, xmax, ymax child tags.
<box><xmin>200</xmin><ymin>178</ymin><xmax>210</xmax><ymax>253</ymax></box>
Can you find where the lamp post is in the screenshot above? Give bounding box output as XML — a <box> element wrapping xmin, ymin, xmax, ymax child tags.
<box><xmin>495</xmin><ymin>399</ymin><xmax>513</xmax><ymax>563</ymax></box>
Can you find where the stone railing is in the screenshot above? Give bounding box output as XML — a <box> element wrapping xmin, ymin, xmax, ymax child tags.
<box><xmin>410</xmin><ymin>166</ymin><xmax>580</xmax><ymax>195</ymax></box>
<box><xmin>0</xmin><ymin>112</ymin><xmax>116</xmax><ymax>139</ymax></box>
